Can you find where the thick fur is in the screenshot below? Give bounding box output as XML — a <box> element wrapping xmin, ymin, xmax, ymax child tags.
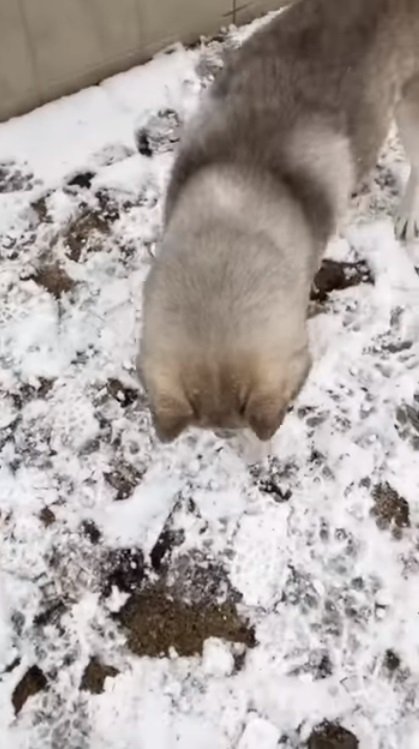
<box><xmin>139</xmin><ymin>0</ymin><xmax>419</xmax><ymax>442</ymax></box>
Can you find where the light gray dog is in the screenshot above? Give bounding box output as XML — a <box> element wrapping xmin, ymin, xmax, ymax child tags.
<box><xmin>139</xmin><ymin>0</ymin><xmax>419</xmax><ymax>443</ymax></box>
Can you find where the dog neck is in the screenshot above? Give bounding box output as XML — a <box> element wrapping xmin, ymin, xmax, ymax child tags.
<box><xmin>283</xmin><ymin>120</ymin><xmax>356</xmax><ymax>246</ymax></box>
<box><xmin>167</xmin><ymin>163</ymin><xmax>314</xmax><ymax>270</ymax></box>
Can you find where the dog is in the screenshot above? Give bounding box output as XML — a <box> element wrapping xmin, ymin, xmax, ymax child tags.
<box><xmin>139</xmin><ymin>0</ymin><xmax>419</xmax><ymax>443</ymax></box>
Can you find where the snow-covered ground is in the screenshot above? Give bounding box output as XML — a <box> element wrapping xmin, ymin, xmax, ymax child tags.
<box><xmin>1</xmin><ymin>12</ymin><xmax>419</xmax><ymax>749</ymax></box>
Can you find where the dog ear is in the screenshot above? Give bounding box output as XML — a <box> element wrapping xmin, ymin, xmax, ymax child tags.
<box><xmin>152</xmin><ymin>394</ymin><xmax>193</xmax><ymax>442</ymax></box>
<box><xmin>245</xmin><ymin>391</ymin><xmax>286</xmax><ymax>441</ymax></box>
<box><xmin>245</xmin><ymin>345</ymin><xmax>312</xmax><ymax>441</ymax></box>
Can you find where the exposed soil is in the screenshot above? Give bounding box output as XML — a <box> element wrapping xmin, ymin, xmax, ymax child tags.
<box><xmin>106</xmin><ymin>378</ymin><xmax>139</xmax><ymax>407</ymax></box>
<box><xmin>135</xmin><ymin>109</ymin><xmax>181</xmax><ymax>157</ymax></box>
<box><xmin>102</xmin><ymin>547</ymin><xmax>145</xmax><ymax>597</ymax></box>
<box><xmin>39</xmin><ymin>507</ymin><xmax>56</xmax><ymax>527</ymax></box>
<box><xmin>31</xmin><ymin>194</ymin><xmax>51</xmax><ymax>223</ymax></box>
<box><xmin>384</xmin><ymin>649</ymin><xmax>401</xmax><ymax>674</ymax></box>
<box><xmin>62</xmin><ymin>190</ymin><xmax>120</xmax><ymax>262</ymax></box>
<box><xmin>396</xmin><ymin>403</ymin><xmax>419</xmax><ymax>450</ymax></box>
<box><xmin>311</xmin><ymin>259</ymin><xmax>373</xmax><ymax>305</ymax></box>
<box><xmin>118</xmin><ymin>584</ymin><xmax>256</xmax><ymax>657</ymax></box>
<box><xmin>12</xmin><ymin>666</ymin><xmax>48</xmax><ymax>715</ymax></box>
<box><xmin>30</xmin><ymin>263</ymin><xmax>76</xmax><ymax>299</ymax></box>
<box><xmin>307</xmin><ymin>722</ymin><xmax>359</xmax><ymax>749</ymax></box>
<box><xmin>150</xmin><ymin>528</ymin><xmax>185</xmax><ymax>572</ymax></box>
<box><xmin>104</xmin><ymin>463</ymin><xmax>144</xmax><ymax>501</ymax></box>
<box><xmin>250</xmin><ymin>457</ymin><xmax>295</xmax><ymax>502</ymax></box>
<box><xmin>81</xmin><ymin>519</ymin><xmax>102</xmax><ymax>545</ymax></box>
<box><xmin>34</xmin><ymin>600</ymin><xmax>67</xmax><ymax>629</ymax></box>
<box><xmin>65</xmin><ymin>171</ymin><xmax>96</xmax><ymax>190</ymax></box>
<box><xmin>371</xmin><ymin>483</ymin><xmax>410</xmax><ymax>538</ymax></box>
<box><xmin>80</xmin><ymin>657</ymin><xmax>119</xmax><ymax>694</ymax></box>
<box><xmin>0</xmin><ymin>162</ymin><xmax>34</xmax><ymax>192</ymax></box>
<box><xmin>12</xmin><ymin>378</ymin><xmax>55</xmax><ymax>411</ymax></box>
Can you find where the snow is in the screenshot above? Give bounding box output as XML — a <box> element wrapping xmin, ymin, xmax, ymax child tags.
<box><xmin>1</xmin><ymin>11</ymin><xmax>419</xmax><ymax>749</ymax></box>
<box><xmin>237</xmin><ymin>717</ymin><xmax>280</xmax><ymax>749</ymax></box>
<box><xmin>99</xmin><ymin>475</ymin><xmax>182</xmax><ymax>552</ymax></box>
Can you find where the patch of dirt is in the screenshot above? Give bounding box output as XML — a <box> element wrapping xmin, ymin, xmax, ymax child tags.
<box><xmin>381</xmin><ymin>340</ymin><xmax>413</xmax><ymax>355</ymax></box>
<box><xmin>135</xmin><ymin>109</ymin><xmax>181</xmax><ymax>157</ymax></box>
<box><xmin>12</xmin><ymin>665</ymin><xmax>47</xmax><ymax>715</ymax></box>
<box><xmin>383</xmin><ymin>649</ymin><xmax>401</xmax><ymax>673</ymax></box>
<box><xmin>81</xmin><ymin>519</ymin><xmax>102</xmax><ymax>545</ymax></box>
<box><xmin>0</xmin><ymin>234</ymin><xmax>19</xmax><ymax>261</ymax></box>
<box><xmin>3</xmin><ymin>657</ymin><xmax>21</xmax><ymax>674</ymax></box>
<box><xmin>65</xmin><ymin>171</ymin><xmax>96</xmax><ymax>190</ymax></box>
<box><xmin>107</xmin><ymin>541</ymin><xmax>254</xmax><ymax>658</ymax></box>
<box><xmin>102</xmin><ymin>547</ymin><xmax>145</xmax><ymax>597</ymax></box>
<box><xmin>13</xmin><ymin>378</ymin><xmax>55</xmax><ymax>410</ymax></box>
<box><xmin>30</xmin><ymin>193</ymin><xmax>52</xmax><ymax>223</ymax></box>
<box><xmin>147</xmin><ymin>494</ymin><xmax>188</xmax><ymax>573</ymax></box>
<box><xmin>104</xmin><ymin>463</ymin><xmax>144</xmax><ymax>501</ymax></box>
<box><xmin>311</xmin><ymin>259</ymin><xmax>373</xmax><ymax>305</ymax></box>
<box><xmin>257</xmin><ymin>475</ymin><xmax>292</xmax><ymax>502</ymax></box>
<box><xmin>34</xmin><ymin>599</ymin><xmax>67</xmax><ymax>628</ymax></box>
<box><xmin>30</xmin><ymin>263</ymin><xmax>76</xmax><ymax>299</ymax></box>
<box><xmin>371</xmin><ymin>483</ymin><xmax>410</xmax><ymax>538</ymax></box>
<box><xmin>150</xmin><ymin>528</ymin><xmax>185</xmax><ymax>572</ymax></box>
<box><xmin>307</xmin><ymin>723</ymin><xmax>359</xmax><ymax>749</ymax></box>
<box><xmin>0</xmin><ymin>162</ymin><xmax>34</xmax><ymax>192</ymax></box>
<box><xmin>373</xmin><ymin>163</ymin><xmax>399</xmax><ymax>195</ymax></box>
<box><xmin>396</xmin><ymin>403</ymin><xmax>419</xmax><ymax>450</ymax></box>
<box><xmin>250</xmin><ymin>458</ymin><xmax>294</xmax><ymax>502</ymax></box>
<box><xmin>80</xmin><ymin>657</ymin><xmax>119</xmax><ymax>694</ymax></box>
<box><xmin>312</xmin><ymin>653</ymin><xmax>333</xmax><ymax>680</ymax></box>
<box><xmin>63</xmin><ymin>190</ymin><xmax>120</xmax><ymax>262</ymax></box>
<box><xmin>95</xmin><ymin>189</ymin><xmax>122</xmax><ymax>221</ymax></box>
<box><xmin>39</xmin><ymin>506</ymin><xmax>56</xmax><ymax>527</ymax></box>
<box><xmin>117</xmin><ymin>584</ymin><xmax>255</xmax><ymax>657</ymax></box>
<box><xmin>232</xmin><ymin>648</ymin><xmax>248</xmax><ymax>674</ymax></box>
<box><xmin>106</xmin><ymin>378</ymin><xmax>139</xmax><ymax>407</ymax></box>
<box><xmin>168</xmin><ymin>552</ymin><xmax>242</xmax><ymax>606</ymax></box>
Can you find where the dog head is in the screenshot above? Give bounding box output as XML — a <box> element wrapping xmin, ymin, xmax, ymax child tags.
<box><xmin>138</xmin><ymin>341</ymin><xmax>311</xmax><ymax>443</ymax></box>
<box><xmin>139</xmin><ymin>176</ymin><xmax>313</xmax><ymax>443</ymax></box>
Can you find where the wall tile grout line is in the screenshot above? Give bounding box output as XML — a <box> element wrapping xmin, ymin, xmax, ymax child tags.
<box><xmin>16</xmin><ymin>0</ymin><xmax>42</xmax><ymax>109</ymax></box>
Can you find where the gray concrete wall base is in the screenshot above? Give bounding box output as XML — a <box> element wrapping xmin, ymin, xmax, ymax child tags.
<box><xmin>0</xmin><ymin>0</ymin><xmax>290</xmax><ymax>121</ymax></box>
